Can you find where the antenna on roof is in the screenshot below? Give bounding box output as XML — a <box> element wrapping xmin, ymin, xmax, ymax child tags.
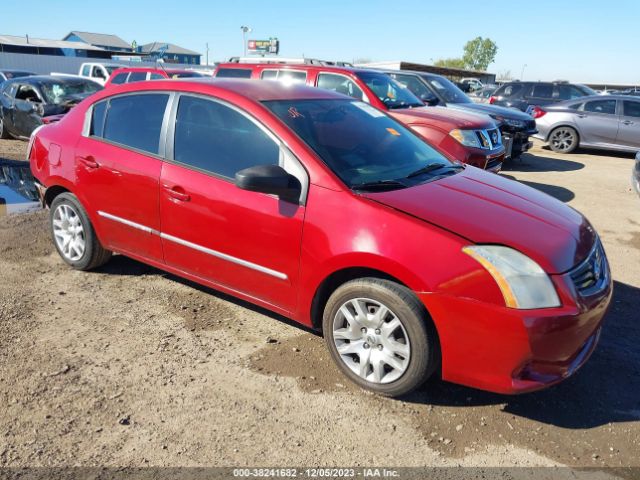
<box><xmin>25</xmin><ymin>34</ymin><xmax>29</xmax><ymax>44</ymax></box>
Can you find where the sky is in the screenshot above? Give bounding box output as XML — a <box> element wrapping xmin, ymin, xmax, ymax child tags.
<box><xmin>2</xmin><ymin>0</ymin><xmax>639</xmax><ymax>84</ymax></box>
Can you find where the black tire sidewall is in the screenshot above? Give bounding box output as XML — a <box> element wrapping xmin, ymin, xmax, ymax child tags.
<box><xmin>322</xmin><ymin>278</ymin><xmax>435</xmax><ymax>397</ymax></box>
<box><xmin>50</xmin><ymin>193</ymin><xmax>99</xmax><ymax>270</ymax></box>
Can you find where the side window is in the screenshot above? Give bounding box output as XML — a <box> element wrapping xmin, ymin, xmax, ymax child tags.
<box><xmin>110</xmin><ymin>73</ymin><xmax>128</xmax><ymax>85</ymax></box>
<box><xmin>173</xmin><ymin>95</ymin><xmax>279</xmax><ymax>178</ymax></box>
<box><xmin>317</xmin><ymin>73</ymin><xmax>365</xmax><ymax>100</ymax></box>
<box><xmin>90</xmin><ymin>100</ymin><xmax>107</xmax><ymax>137</ymax></box>
<box><xmin>392</xmin><ymin>74</ymin><xmax>435</xmax><ymax>102</ymax></box>
<box><xmin>498</xmin><ymin>83</ymin><xmax>523</xmax><ymax>97</ymax></box>
<box><xmin>92</xmin><ymin>66</ymin><xmax>106</xmax><ymax>80</ymax></box>
<box><xmin>261</xmin><ymin>70</ymin><xmax>278</xmax><ymax>80</ymax></box>
<box><xmin>127</xmin><ymin>72</ymin><xmax>147</xmax><ymax>83</ymax></box>
<box><xmin>568</xmin><ymin>102</ymin><xmax>583</xmax><ymax>110</ymax></box>
<box><xmin>82</xmin><ymin>65</ymin><xmax>91</xmax><ymax>77</ymax></box>
<box><xmin>215</xmin><ymin>68</ymin><xmax>252</xmax><ymax>79</ymax></box>
<box><xmin>530</xmin><ymin>84</ymin><xmax>553</xmax><ymax>98</ymax></box>
<box><xmin>15</xmin><ymin>85</ymin><xmax>40</xmax><ymax>102</ymax></box>
<box><xmin>149</xmin><ymin>73</ymin><xmax>165</xmax><ymax>80</ymax></box>
<box><xmin>623</xmin><ymin>101</ymin><xmax>640</xmax><ymax>118</ymax></box>
<box><xmin>278</xmin><ymin>70</ymin><xmax>306</xmax><ymax>84</ymax></box>
<box><xmin>103</xmin><ymin>94</ymin><xmax>169</xmax><ymax>155</ymax></box>
<box><xmin>584</xmin><ymin>100</ymin><xmax>617</xmax><ymax>115</ymax></box>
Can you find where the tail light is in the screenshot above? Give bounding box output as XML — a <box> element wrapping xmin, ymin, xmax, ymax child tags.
<box><xmin>532</xmin><ymin>106</ymin><xmax>546</xmax><ymax>119</ymax></box>
<box><xmin>489</xmin><ymin>96</ymin><xmax>496</xmax><ymax>104</ymax></box>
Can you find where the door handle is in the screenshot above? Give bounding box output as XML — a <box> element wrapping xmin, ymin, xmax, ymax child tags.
<box><xmin>163</xmin><ymin>184</ymin><xmax>191</xmax><ymax>202</ymax></box>
<box><xmin>77</xmin><ymin>155</ymin><xmax>99</xmax><ymax>169</ymax></box>
<box><xmin>622</xmin><ymin>120</ymin><xmax>634</xmax><ymax>126</ymax></box>
<box><xmin>577</xmin><ymin>114</ymin><xmax>587</xmax><ymax>118</ymax></box>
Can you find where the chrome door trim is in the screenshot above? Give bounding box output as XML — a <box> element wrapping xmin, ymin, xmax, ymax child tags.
<box><xmin>97</xmin><ymin>210</ymin><xmax>159</xmax><ymax>235</ymax></box>
<box><xmin>96</xmin><ymin>210</ymin><xmax>288</xmax><ymax>280</ymax></box>
<box><xmin>160</xmin><ymin>232</ymin><xmax>288</xmax><ymax>280</ymax></box>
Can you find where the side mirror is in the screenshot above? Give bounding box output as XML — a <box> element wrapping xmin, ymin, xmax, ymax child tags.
<box><xmin>424</xmin><ymin>96</ymin><xmax>440</xmax><ymax>106</ymax></box>
<box><xmin>235</xmin><ymin>164</ymin><xmax>301</xmax><ymax>203</ymax></box>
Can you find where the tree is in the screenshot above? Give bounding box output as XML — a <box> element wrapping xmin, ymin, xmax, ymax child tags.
<box><xmin>434</xmin><ymin>57</ymin><xmax>466</xmax><ymax>69</ymax></box>
<box><xmin>462</xmin><ymin>37</ymin><xmax>498</xmax><ymax>71</ymax></box>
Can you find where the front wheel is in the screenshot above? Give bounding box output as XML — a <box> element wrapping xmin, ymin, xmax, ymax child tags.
<box><xmin>549</xmin><ymin>126</ymin><xmax>579</xmax><ymax>153</ymax></box>
<box><xmin>322</xmin><ymin>278</ymin><xmax>437</xmax><ymax>397</ymax></box>
<box><xmin>50</xmin><ymin>192</ymin><xmax>112</xmax><ymax>270</ymax></box>
<box><xmin>0</xmin><ymin>115</ymin><xmax>11</xmax><ymax>139</ymax></box>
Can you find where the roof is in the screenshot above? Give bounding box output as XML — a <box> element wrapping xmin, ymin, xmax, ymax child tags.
<box><xmin>0</xmin><ymin>34</ymin><xmax>105</xmax><ymax>51</ymax></box>
<box><xmin>139</xmin><ymin>42</ymin><xmax>201</xmax><ymax>56</ymax></box>
<box><xmin>102</xmin><ymin>77</ymin><xmax>343</xmax><ymax>102</ymax></box>
<box><xmin>216</xmin><ymin>62</ymin><xmax>373</xmax><ymax>75</ymax></box>
<box><xmin>65</xmin><ymin>31</ymin><xmax>131</xmax><ymax>49</ymax></box>
<box><xmin>357</xmin><ymin>61</ymin><xmax>492</xmax><ymax>78</ymax></box>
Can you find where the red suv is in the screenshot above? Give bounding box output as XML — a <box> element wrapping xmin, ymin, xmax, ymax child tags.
<box><xmin>29</xmin><ymin>79</ymin><xmax>612</xmax><ymax>397</ymax></box>
<box><xmin>215</xmin><ymin>63</ymin><xmax>505</xmax><ymax>172</ymax></box>
<box><xmin>105</xmin><ymin>67</ymin><xmax>206</xmax><ymax>88</ymax></box>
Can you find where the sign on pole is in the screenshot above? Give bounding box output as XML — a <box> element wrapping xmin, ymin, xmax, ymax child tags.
<box><xmin>247</xmin><ymin>38</ymin><xmax>279</xmax><ymax>55</ymax></box>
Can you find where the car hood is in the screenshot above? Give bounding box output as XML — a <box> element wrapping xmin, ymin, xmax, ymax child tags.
<box><xmin>361</xmin><ymin>167</ymin><xmax>595</xmax><ymax>274</ymax></box>
<box><xmin>390</xmin><ymin>106</ymin><xmax>495</xmax><ymax>130</ymax></box>
<box><xmin>448</xmin><ymin>102</ymin><xmax>533</xmax><ymax>122</ymax></box>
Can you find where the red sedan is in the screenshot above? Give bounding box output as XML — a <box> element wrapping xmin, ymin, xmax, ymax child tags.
<box><xmin>29</xmin><ymin>79</ymin><xmax>612</xmax><ymax>397</ymax></box>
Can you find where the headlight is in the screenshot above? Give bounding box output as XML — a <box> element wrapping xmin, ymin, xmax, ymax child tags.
<box><xmin>462</xmin><ymin>245</ymin><xmax>561</xmax><ymax>309</ymax></box>
<box><xmin>449</xmin><ymin>129</ymin><xmax>481</xmax><ymax>148</ymax></box>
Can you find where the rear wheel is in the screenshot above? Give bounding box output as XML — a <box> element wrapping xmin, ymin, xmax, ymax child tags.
<box><xmin>549</xmin><ymin>126</ymin><xmax>579</xmax><ymax>153</ymax></box>
<box><xmin>50</xmin><ymin>192</ymin><xmax>112</xmax><ymax>270</ymax></box>
<box><xmin>322</xmin><ymin>278</ymin><xmax>437</xmax><ymax>397</ymax></box>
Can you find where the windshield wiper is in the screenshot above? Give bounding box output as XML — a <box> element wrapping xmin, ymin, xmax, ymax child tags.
<box><xmin>351</xmin><ymin>179</ymin><xmax>407</xmax><ymax>191</ymax></box>
<box><xmin>406</xmin><ymin>163</ymin><xmax>464</xmax><ymax>178</ymax></box>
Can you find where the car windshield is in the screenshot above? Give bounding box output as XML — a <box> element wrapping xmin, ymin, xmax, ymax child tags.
<box><xmin>355</xmin><ymin>72</ymin><xmax>424</xmax><ymax>109</ymax></box>
<box><xmin>423</xmin><ymin>76</ymin><xmax>472</xmax><ymax>104</ymax></box>
<box><xmin>577</xmin><ymin>84</ymin><xmax>598</xmax><ymax>96</ymax></box>
<box><xmin>264</xmin><ymin>99</ymin><xmax>455</xmax><ymax>189</ymax></box>
<box><xmin>39</xmin><ymin>80</ymin><xmax>101</xmax><ymax>105</ymax></box>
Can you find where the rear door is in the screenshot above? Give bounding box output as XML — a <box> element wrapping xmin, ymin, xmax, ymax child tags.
<box><xmin>74</xmin><ymin>92</ymin><xmax>170</xmax><ymax>261</ymax></box>
<box><xmin>574</xmin><ymin>99</ymin><xmax>619</xmax><ymax>145</ymax></box>
<box><xmin>617</xmin><ymin>100</ymin><xmax>640</xmax><ymax>149</ymax></box>
<box><xmin>159</xmin><ymin>94</ymin><xmax>307</xmax><ymax>312</ymax></box>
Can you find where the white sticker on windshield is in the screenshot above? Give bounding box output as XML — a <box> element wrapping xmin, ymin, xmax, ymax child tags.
<box><xmin>353</xmin><ymin>102</ymin><xmax>385</xmax><ymax>118</ymax></box>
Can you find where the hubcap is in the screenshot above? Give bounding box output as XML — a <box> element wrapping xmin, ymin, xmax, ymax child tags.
<box><xmin>332</xmin><ymin>298</ymin><xmax>411</xmax><ymax>384</ymax></box>
<box><xmin>52</xmin><ymin>204</ymin><xmax>86</xmax><ymax>261</ymax></box>
<box><xmin>551</xmin><ymin>129</ymin><xmax>575</xmax><ymax>151</ymax></box>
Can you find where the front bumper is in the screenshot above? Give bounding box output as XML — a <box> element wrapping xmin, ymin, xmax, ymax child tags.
<box><xmin>503</xmin><ymin>129</ymin><xmax>536</xmax><ymax>159</ymax></box>
<box><xmin>418</xmin><ymin>267</ymin><xmax>612</xmax><ymax>394</ymax></box>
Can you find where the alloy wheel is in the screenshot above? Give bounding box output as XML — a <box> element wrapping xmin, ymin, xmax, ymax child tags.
<box><xmin>550</xmin><ymin>128</ymin><xmax>576</xmax><ymax>152</ymax></box>
<box><xmin>52</xmin><ymin>204</ymin><xmax>86</xmax><ymax>262</ymax></box>
<box><xmin>332</xmin><ymin>298</ymin><xmax>411</xmax><ymax>384</ymax></box>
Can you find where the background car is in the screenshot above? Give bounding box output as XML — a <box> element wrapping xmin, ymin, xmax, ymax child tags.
<box><xmin>0</xmin><ymin>69</ymin><xmax>36</xmax><ymax>85</ymax></box>
<box><xmin>385</xmin><ymin>71</ymin><xmax>536</xmax><ymax>159</ymax></box>
<box><xmin>29</xmin><ymin>78</ymin><xmax>611</xmax><ymax>397</ymax></box>
<box><xmin>215</xmin><ymin>63</ymin><xmax>506</xmax><ymax>172</ymax></box>
<box><xmin>490</xmin><ymin>81</ymin><xmax>597</xmax><ymax>112</ymax></box>
<box><xmin>633</xmin><ymin>152</ymin><xmax>640</xmax><ymax>198</ymax></box>
<box><xmin>0</xmin><ymin>75</ymin><xmax>102</xmax><ymax>139</ymax></box>
<box><xmin>469</xmin><ymin>85</ymin><xmax>498</xmax><ymax>103</ymax></box>
<box><xmin>105</xmin><ymin>67</ymin><xmax>207</xmax><ymax>87</ymax></box>
<box><xmin>533</xmin><ymin>95</ymin><xmax>640</xmax><ymax>154</ymax></box>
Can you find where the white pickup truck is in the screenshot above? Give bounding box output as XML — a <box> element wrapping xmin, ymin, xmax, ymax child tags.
<box><xmin>52</xmin><ymin>63</ymin><xmax>123</xmax><ymax>86</ymax></box>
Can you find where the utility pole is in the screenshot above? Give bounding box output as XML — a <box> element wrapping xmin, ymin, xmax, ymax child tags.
<box><xmin>521</xmin><ymin>64</ymin><xmax>528</xmax><ymax>80</ymax></box>
<box><xmin>205</xmin><ymin>42</ymin><xmax>209</xmax><ymax>65</ymax></box>
<box><xmin>241</xmin><ymin>26</ymin><xmax>252</xmax><ymax>56</ymax></box>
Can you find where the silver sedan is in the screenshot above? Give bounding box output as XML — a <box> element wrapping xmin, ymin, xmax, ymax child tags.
<box><xmin>533</xmin><ymin>95</ymin><xmax>640</xmax><ymax>153</ymax></box>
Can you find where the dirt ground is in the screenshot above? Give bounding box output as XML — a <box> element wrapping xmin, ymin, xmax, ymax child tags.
<box><xmin>0</xmin><ymin>138</ymin><xmax>639</xmax><ymax>474</ymax></box>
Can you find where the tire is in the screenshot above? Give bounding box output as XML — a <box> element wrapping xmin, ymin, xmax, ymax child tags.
<box><xmin>322</xmin><ymin>278</ymin><xmax>437</xmax><ymax>397</ymax></box>
<box><xmin>548</xmin><ymin>126</ymin><xmax>579</xmax><ymax>153</ymax></box>
<box><xmin>50</xmin><ymin>192</ymin><xmax>112</xmax><ymax>271</ymax></box>
<box><xmin>0</xmin><ymin>115</ymin><xmax>11</xmax><ymax>139</ymax></box>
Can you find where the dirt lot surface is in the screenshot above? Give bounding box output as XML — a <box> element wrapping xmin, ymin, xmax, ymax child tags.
<box><xmin>1</xmin><ymin>138</ymin><xmax>639</xmax><ymax>474</ymax></box>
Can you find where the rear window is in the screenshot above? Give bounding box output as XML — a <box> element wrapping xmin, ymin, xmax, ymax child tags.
<box><xmin>102</xmin><ymin>94</ymin><xmax>169</xmax><ymax>155</ymax></box>
<box><xmin>216</xmin><ymin>68</ymin><xmax>252</xmax><ymax>79</ymax></box>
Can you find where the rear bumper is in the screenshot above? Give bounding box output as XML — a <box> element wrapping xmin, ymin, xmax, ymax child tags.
<box><xmin>418</xmin><ymin>271</ymin><xmax>612</xmax><ymax>394</ymax></box>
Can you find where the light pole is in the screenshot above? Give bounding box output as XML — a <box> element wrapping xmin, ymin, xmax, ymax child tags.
<box><xmin>521</xmin><ymin>64</ymin><xmax>527</xmax><ymax>80</ymax></box>
<box><xmin>241</xmin><ymin>26</ymin><xmax>252</xmax><ymax>56</ymax></box>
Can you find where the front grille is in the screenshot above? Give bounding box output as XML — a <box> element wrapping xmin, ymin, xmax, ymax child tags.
<box><xmin>526</xmin><ymin>119</ymin><xmax>536</xmax><ymax>131</ymax></box>
<box><xmin>569</xmin><ymin>238</ymin><xmax>609</xmax><ymax>296</ymax></box>
<box><xmin>475</xmin><ymin>128</ymin><xmax>502</xmax><ymax>150</ymax></box>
